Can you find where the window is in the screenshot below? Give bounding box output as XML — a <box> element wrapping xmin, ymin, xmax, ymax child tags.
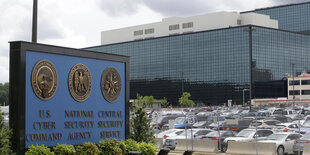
<box><xmin>237</xmin><ymin>19</ymin><xmax>241</xmax><ymax>25</ymax></box>
<box><xmin>302</xmin><ymin>80</ymin><xmax>310</xmax><ymax>85</ymax></box>
<box><xmin>133</xmin><ymin>30</ymin><xmax>143</xmax><ymax>36</ymax></box>
<box><xmin>289</xmin><ymin>80</ymin><xmax>300</xmax><ymax>85</ymax></box>
<box><xmin>182</xmin><ymin>22</ymin><xmax>193</xmax><ymax>29</ymax></box>
<box><xmin>261</xmin><ymin>130</ymin><xmax>273</xmax><ymax>137</ymax></box>
<box><xmin>145</xmin><ymin>28</ymin><xmax>154</xmax><ymax>34</ymax></box>
<box><xmin>289</xmin><ymin>90</ymin><xmax>300</xmax><ymax>95</ymax></box>
<box><xmin>302</xmin><ymin>90</ymin><xmax>310</xmax><ymax>95</ymax></box>
<box><xmin>169</xmin><ymin>24</ymin><xmax>180</xmax><ymax>31</ymax></box>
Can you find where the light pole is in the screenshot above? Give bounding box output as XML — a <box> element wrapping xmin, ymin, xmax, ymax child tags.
<box><xmin>291</xmin><ymin>63</ymin><xmax>295</xmax><ymax>108</ymax></box>
<box><xmin>244</xmin><ymin>26</ymin><xmax>256</xmax><ymax>112</ymax></box>
<box><xmin>243</xmin><ymin>89</ymin><xmax>249</xmax><ymax>105</ymax></box>
<box><xmin>32</xmin><ymin>0</ymin><xmax>38</xmax><ymax>43</ymax></box>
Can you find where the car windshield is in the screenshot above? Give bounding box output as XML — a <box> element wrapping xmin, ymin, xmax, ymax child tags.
<box><xmin>274</xmin><ymin>110</ymin><xmax>288</xmax><ymax>115</ymax></box>
<box><xmin>265</xmin><ymin>121</ymin><xmax>280</xmax><ymax>125</ymax></box>
<box><xmin>236</xmin><ymin>130</ymin><xmax>255</xmax><ymax>137</ymax></box>
<box><xmin>194</xmin><ymin>121</ymin><xmax>206</xmax><ymax>126</ymax></box>
<box><xmin>274</xmin><ymin>125</ymin><xmax>286</xmax><ymax>129</ymax></box>
<box><xmin>303</xmin><ymin>120</ymin><xmax>310</xmax><ymax>127</ymax></box>
<box><xmin>266</xmin><ymin>134</ymin><xmax>287</xmax><ymax>141</ymax></box>
<box><xmin>175</xmin><ymin>117</ymin><xmax>186</xmax><ymax>124</ymax></box>
<box><xmin>151</xmin><ymin>117</ymin><xmax>164</xmax><ymax>123</ymax></box>
<box><xmin>179</xmin><ymin>130</ymin><xmax>196</xmax><ymax>136</ymax></box>
<box><xmin>250</xmin><ymin>122</ymin><xmax>262</xmax><ymax>126</ymax></box>
<box><xmin>206</xmin><ymin>131</ymin><xmax>226</xmax><ymax>137</ymax></box>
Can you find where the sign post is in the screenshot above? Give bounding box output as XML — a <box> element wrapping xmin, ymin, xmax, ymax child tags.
<box><xmin>9</xmin><ymin>41</ymin><xmax>130</xmax><ymax>154</ymax></box>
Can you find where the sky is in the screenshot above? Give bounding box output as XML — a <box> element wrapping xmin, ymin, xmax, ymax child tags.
<box><xmin>1</xmin><ymin>0</ymin><xmax>309</xmax><ymax>83</ymax></box>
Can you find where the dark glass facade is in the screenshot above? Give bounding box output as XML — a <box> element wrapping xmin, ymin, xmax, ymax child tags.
<box><xmin>245</xmin><ymin>2</ymin><xmax>310</xmax><ymax>34</ymax></box>
<box><xmin>87</xmin><ymin>25</ymin><xmax>310</xmax><ymax>106</ymax></box>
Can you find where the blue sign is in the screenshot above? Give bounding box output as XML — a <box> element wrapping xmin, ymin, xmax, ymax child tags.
<box><xmin>25</xmin><ymin>51</ymin><xmax>126</xmax><ymax>147</ymax></box>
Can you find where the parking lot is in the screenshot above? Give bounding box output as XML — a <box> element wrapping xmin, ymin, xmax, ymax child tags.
<box><xmin>151</xmin><ymin>105</ymin><xmax>310</xmax><ymax>155</ymax></box>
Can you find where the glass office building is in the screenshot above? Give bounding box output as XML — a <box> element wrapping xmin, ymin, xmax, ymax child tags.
<box><xmin>87</xmin><ymin>3</ymin><xmax>310</xmax><ymax>105</ymax></box>
<box><xmin>246</xmin><ymin>2</ymin><xmax>310</xmax><ymax>34</ymax></box>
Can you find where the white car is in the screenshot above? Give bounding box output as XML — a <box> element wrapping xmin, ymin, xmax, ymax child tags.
<box><xmin>259</xmin><ymin>132</ymin><xmax>302</xmax><ymax>155</ymax></box>
<box><xmin>249</xmin><ymin>119</ymin><xmax>281</xmax><ymax>129</ymax></box>
<box><xmin>273</xmin><ymin>123</ymin><xmax>300</xmax><ymax>133</ymax></box>
<box><xmin>164</xmin><ymin>129</ymin><xmax>211</xmax><ymax>150</ymax></box>
<box><xmin>155</xmin><ymin>129</ymin><xmax>183</xmax><ymax>139</ymax></box>
<box><xmin>223</xmin><ymin>129</ymin><xmax>273</xmax><ymax>146</ymax></box>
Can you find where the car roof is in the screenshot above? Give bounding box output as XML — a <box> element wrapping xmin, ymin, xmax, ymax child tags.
<box><xmin>277</xmin><ymin>123</ymin><xmax>295</xmax><ymax>126</ymax></box>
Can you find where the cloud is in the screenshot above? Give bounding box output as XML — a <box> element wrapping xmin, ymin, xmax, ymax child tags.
<box><xmin>0</xmin><ymin>56</ymin><xmax>9</xmax><ymax>84</ymax></box>
<box><xmin>97</xmin><ymin>0</ymin><xmax>140</xmax><ymax>16</ymax></box>
<box><xmin>140</xmin><ymin>0</ymin><xmax>276</xmax><ymax>16</ymax></box>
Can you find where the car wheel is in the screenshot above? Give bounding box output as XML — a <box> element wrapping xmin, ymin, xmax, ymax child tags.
<box><xmin>277</xmin><ymin>146</ymin><xmax>285</xmax><ymax>155</ymax></box>
<box><xmin>221</xmin><ymin>144</ymin><xmax>227</xmax><ymax>153</ymax></box>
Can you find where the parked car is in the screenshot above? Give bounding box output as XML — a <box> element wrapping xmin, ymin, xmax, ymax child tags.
<box><xmin>192</xmin><ymin>121</ymin><xmax>212</xmax><ymax>128</ymax></box>
<box><xmin>155</xmin><ymin>129</ymin><xmax>183</xmax><ymax>139</ymax></box>
<box><xmin>293</xmin><ymin>133</ymin><xmax>310</xmax><ymax>154</ymax></box>
<box><xmin>273</xmin><ymin>123</ymin><xmax>300</xmax><ymax>133</ymax></box>
<box><xmin>201</xmin><ymin>130</ymin><xmax>237</xmax><ymax>152</ymax></box>
<box><xmin>269</xmin><ymin>115</ymin><xmax>293</xmax><ymax>123</ymax></box>
<box><xmin>193</xmin><ymin>129</ymin><xmax>214</xmax><ymax>139</ymax></box>
<box><xmin>151</xmin><ymin>115</ymin><xmax>181</xmax><ymax>130</ymax></box>
<box><xmin>164</xmin><ymin>129</ymin><xmax>209</xmax><ymax>150</ymax></box>
<box><xmin>273</xmin><ymin>109</ymin><xmax>298</xmax><ymax>119</ymax></box>
<box><xmin>259</xmin><ymin>132</ymin><xmax>302</xmax><ymax>155</ymax></box>
<box><xmin>221</xmin><ymin>118</ymin><xmax>253</xmax><ymax>132</ymax></box>
<box><xmin>223</xmin><ymin>129</ymin><xmax>274</xmax><ymax>151</ymax></box>
<box><xmin>249</xmin><ymin>119</ymin><xmax>281</xmax><ymax>129</ymax></box>
<box><xmin>174</xmin><ymin>116</ymin><xmax>198</xmax><ymax>129</ymax></box>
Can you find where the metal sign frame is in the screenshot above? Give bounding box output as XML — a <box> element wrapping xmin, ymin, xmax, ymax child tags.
<box><xmin>9</xmin><ymin>41</ymin><xmax>130</xmax><ymax>154</ymax></box>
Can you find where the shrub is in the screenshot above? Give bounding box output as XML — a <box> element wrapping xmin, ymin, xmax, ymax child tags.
<box><xmin>138</xmin><ymin>142</ymin><xmax>156</xmax><ymax>155</ymax></box>
<box><xmin>0</xmin><ymin>112</ymin><xmax>13</xmax><ymax>154</ymax></box>
<box><xmin>130</xmin><ymin>95</ymin><xmax>155</xmax><ymax>144</ymax></box>
<box><xmin>97</xmin><ymin>139</ymin><xmax>124</xmax><ymax>155</ymax></box>
<box><xmin>53</xmin><ymin>144</ymin><xmax>76</xmax><ymax>155</ymax></box>
<box><xmin>76</xmin><ymin>142</ymin><xmax>99</xmax><ymax>155</ymax></box>
<box><xmin>123</xmin><ymin>139</ymin><xmax>139</xmax><ymax>153</ymax></box>
<box><xmin>25</xmin><ymin>145</ymin><xmax>54</xmax><ymax>155</ymax></box>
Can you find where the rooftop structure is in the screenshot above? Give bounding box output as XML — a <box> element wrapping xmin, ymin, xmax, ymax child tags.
<box><xmin>101</xmin><ymin>12</ymin><xmax>278</xmax><ymax>45</ymax></box>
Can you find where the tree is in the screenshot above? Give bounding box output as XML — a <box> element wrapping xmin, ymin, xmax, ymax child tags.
<box><xmin>178</xmin><ymin>92</ymin><xmax>195</xmax><ymax>107</ymax></box>
<box><xmin>0</xmin><ymin>112</ymin><xmax>13</xmax><ymax>154</ymax></box>
<box><xmin>161</xmin><ymin>97</ymin><xmax>169</xmax><ymax>108</ymax></box>
<box><xmin>130</xmin><ymin>94</ymin><xmax>155</xmax><ymax>143</ymax></box>
<box><xmin>0</xmin><ymin>83</ymin><xmax>9</xmax><ymax>106</ymax></box>
<box><xmin>134</xmin><ymin>94</ymin><xmax>154</xmax><ymax>107</ymax></box>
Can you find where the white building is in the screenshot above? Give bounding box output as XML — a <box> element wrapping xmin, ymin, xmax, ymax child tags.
<box><xmin>288</xmin><ymin>73</ymin><xmax>310</xmax><ymax>101</ymax></box>
<box><xmin>101</xmin><ymin>11</ymin><xmax>278</xmax><ymax>45</ymax></box>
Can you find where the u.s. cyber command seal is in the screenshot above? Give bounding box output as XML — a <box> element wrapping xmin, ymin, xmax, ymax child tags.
<box><xmin>101</xmin><ymin>67</ymin><xmax>122</xmax><ymax>103</ymax></box>
<box><xmin>31</xmin><ymin>60</ymin><xmax>58</xmax><ymax>100</ymax></box>
<box><xmin>68</xmin><ymin>64</ymin><xmax>92</xmax><ymax>102</ymax></box>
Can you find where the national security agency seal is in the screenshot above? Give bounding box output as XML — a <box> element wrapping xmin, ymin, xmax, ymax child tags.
<box><xmin>101</xmin><ymin>67</ymin><xmax>121</xmax><ymax>103</ymax></box>
<box><xmin>68</xmin><ymin>64</ymin><xmax>92</xmax><ymax>102</ymax></box>
<box><xmin>31</xmin><ymin>60</ymin><xmax>58</xmax><ymax>100</ymax></box>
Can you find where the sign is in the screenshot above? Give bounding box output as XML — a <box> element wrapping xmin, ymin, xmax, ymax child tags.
<box><xmin>228</xmin><ymin>99</ymin><xmax>232</xmax><ymax>107</ymax></box>
<box><xmin>9</xmin><ymin>41</ymin><xmax>129</xmax><ymax>154</ymax></box>
<box><xmin>188</xmin><ymin>115</ymin><xmax>196</xmax><ymax>125</ymax></box>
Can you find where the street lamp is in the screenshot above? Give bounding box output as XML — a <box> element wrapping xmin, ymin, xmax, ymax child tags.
<box><xmin>244</xmin><ymin>26</ymin><xmax>256</xmax><ymax>112</ymax></box>
<box><xmin>291</xmin><ymin>63</ymin><xmax>295</xmax><ymax>108</ymax></box>
<box><xmin>243</xmin><ymin>89</ymin><xmax>249</xmax><ymax>105</ymax></box>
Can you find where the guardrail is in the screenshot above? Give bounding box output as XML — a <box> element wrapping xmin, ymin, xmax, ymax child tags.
<box><xmin>174</xmin><ymin>139</ymin><xmax>219</xmax><ymax>153</ymax></box>
<box><xmin>303</xmin><ymin>143</ymin><xmax>310</xmax><ymax>155</ymax></box>
<box><xmin>226</xmin><ymin>141</ymin><xmax>276</xmax><ymax>155</ymax></box>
